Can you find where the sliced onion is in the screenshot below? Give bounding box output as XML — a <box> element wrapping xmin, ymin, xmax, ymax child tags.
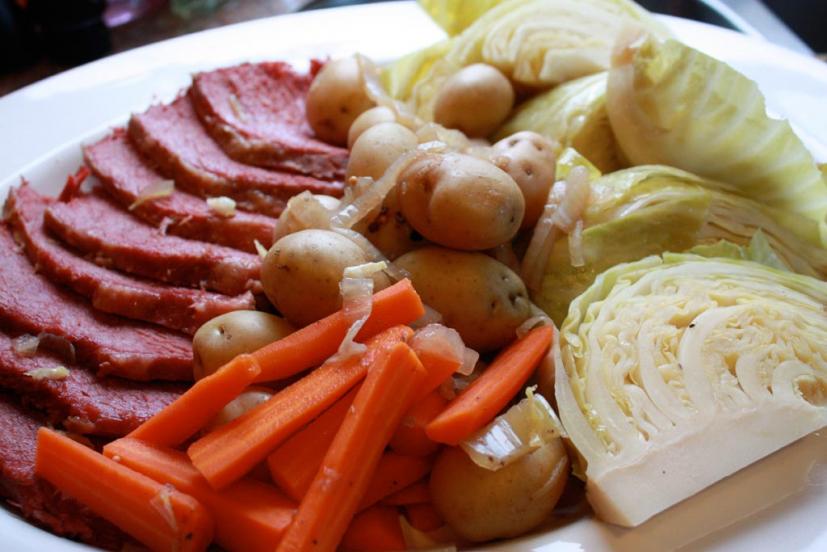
<box><xmin>25</xmin><ymin>366</ymin><xmax>69</xmax><ymax>381</ymax></box>
<box><xmin>328</xmin><ymin>262</ymin><xmax>387</xmax><ymax>363</ymax></box>
<box><xmin>254</xmin><ymin>239</ymin><xmax>268</xmax><ymax>259</ymax></box>
<box><xmin>206</xmin><ymin>196</ymin><xmax>237</xmax><ymax>218</ymax></box>
<box><xmin>355</xmin><ymin>54</ymin><xmax>422</xmax><ymax>130</ymax></box>
<box><xmin>410</xmin><ymin>304</ymin><xmax>443</xmax><ymax>330</ymax></box>
<box><xmin>410</xmin><ymin>324</ymin><xmax>465</xmax><ymax>369</ymax></box>
<box><xmin>149</xmin><ymin>484</ymin><xmax>178</xmax><ymax>531</ymax></box>
<box><xmin>13</xmin><ymin>334</ymin><xmax>39</xmax><ymax>357</ymax></box>
<box><xmin>128</xmin><ymin>179</ymin><xmax>174</xmax><ymax>211</ymax></box>
<box><xmin>458</xmin><ymin>347</ymin><xmax>480</xmax><ymax>377</ymax></box>
<box><xmin>569</xmin><ymin>219</ymin><xmax>585</xmax><ymax>267</ymax></box>
<box><xmin>272</xmin><ymin>191</ymin><xmax>333</xmax><ymax>241</ymax></box>
<box><xmin>331</xmin><ymin>227</ymin><xmax>410</xmax><ymax>282</ymax></box>
<box><xmin>516</xmin><ymin>314</ymin><xmax>552</xmax><ymax>340</ymax></box>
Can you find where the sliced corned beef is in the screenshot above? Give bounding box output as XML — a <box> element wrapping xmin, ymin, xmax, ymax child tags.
<box><xmin>0</xmin><ymin>225</ymin><xmax>192</xmax><ymax>381</ymax></box>
<box><xmin>0</xmin><ymin>332</ymin><xmax>184</xmax><ymax>437</ymax></box>
<box><xmin>190</xmin><ymin>61</ymin><xmax>348</xmax><ymax>179</ymax></box>
<box><xmin>129</xmin><ymin>94</ymin><xmax>342</xmax><ymax>217</ymax></box>
<box><xmin>0</xmin><ymin>395</ymin><xmax>129</xmax><ymax>550</ymax></box>
<box><xmin>84</xmin><ymin>130</ymin><xmax>277</xmax><ymax>252</ymax></box>
<box><xmin>6</xmin><ymin>183</ymin><xmax>254</xmax><ymax>335</ymax></box>
<box><xmin>44</xmin><ymin>189</ymin><xmax>261</xmax><ymax>296</ymax></box>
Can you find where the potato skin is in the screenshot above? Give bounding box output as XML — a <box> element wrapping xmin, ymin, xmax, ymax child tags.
<box><xmin>306</xmin><ymin>57</ymin><xmax>374</xmax><ymax>146</ymax></box>
<box><xmin>346</xmin><ymin>122</ymin><xmax>417</xmax><ymax>180</ymax></box>
<box><xmin>397</xmin><ymin>152</ymin><xmax>525</xmax><ymax>251</ymax></box>
<box><xmin>395</xmin><ymin>247</ymin><xmax>531</xmax><ymax>351</ymax></box>
<box><xmin>261</xmin><ymin>229</ymin><xmax>390</xmax><ymax>327</ymax></box>
<box><xmin>354</xmin><ymin>191</ymin><xmax>423</xmax><ymax>260</ymax></box>
<box><xmin>429</xmin><ymin>440</ymin><xmax>569</xmax><ymax>542</ymax></box>
<box><xmin>433</xmin><ymin>63</ymin><xmax>515</xmax><ymax>138</ymax></box>
<box><xmin>347</xmin><ymin>106</ymin><xmax>396</xmax><ymax>148</ymax></box>
<box><xmin>192</xmin><ymin>311</ymin><xmax>294</xmax><ymax>380</ymax></box>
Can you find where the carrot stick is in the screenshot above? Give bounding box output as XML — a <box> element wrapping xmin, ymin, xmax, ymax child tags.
<box><xmin>390</xmin><ymin>390</ymin><xmax>448</xmax><ymax>457</ymax></box>
<box><xmin>359</xmin><ymin>453</ymin><xmax>432</xmax><ymax>510</ymax></box>
<box><xmin>189</xmin><ymin>326</ymin><xmax>413</xmax><ymax>489</ymax></box>
<box><xmin>36</xmin><ymin>428</ymin><xmax>214</xmax><ymax>552</ymax></box>
<box><xmin>276</xmin><ymin>342</ymin><xmax>426</xmax><ymax>552</ymax></box>
<box><xmin>341</xmin><ymin>506</ymin><xmax>405</xmax><ymax>552</ymax></box>
<box><xmin>104</xmin><ymin>438</ymin><xmax>295</xmax><ymax>552</ymax></box>
<box><xmin>406</xmin><ymin>503</ymin><xmax>444</xmax><ymax>532</ymax></box>
<box><xmin>382</xmin><ymin>482</ymin><xmax>430</xmax><ymax>506</ymax></box>
<box><xmin>129</xmin><ymin>354</ymin><xmax>261</xmax><ymax>447</ymax></box>
<box><xmin>252</xmin><ymin>279</ymin><xmax>423</xmax><ymax>382</ymax></box>
<box><xmin>413</xmin><ymin>346</ymin><xmax>462</xmax><ymax>401</ymax></box>
<box><xmin>267</xmin><ymin>387</ymin><xmax>359</xmax><ymax>502</ymax></box>
<box><xmin>426</xmin><ymin>326</ymin><xmax>553</xmax><ymax>445</ymax></box>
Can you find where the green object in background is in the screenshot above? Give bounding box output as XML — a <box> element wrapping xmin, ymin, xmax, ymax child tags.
<box><xmin>171</xmin><ymin>0</ymin><xmax>227</xmax><ymax>18</ymax></box>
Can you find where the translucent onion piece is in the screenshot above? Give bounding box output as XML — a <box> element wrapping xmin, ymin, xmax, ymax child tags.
<box><xmin>331</xmin><ymin>227</ymin><xmax>409</xmax><ymax>282</ymax></box>
<box><xmin>149</xmin><ymin>484</ymin><xmax>178</xmax><ymax>531</ymax></box>
<box><xmin>13</xmin><ymin>334</ymin><xmax>39</xmax><ymax>357</ymax></box>
<box><xmin>411</xmin><ymin>304</ymin><xmax>444</xmax><ymax>330</ymax></box>
<box><xmin>272</xmin><ymin>191</ymin><xmax>332</xmax><ymax>242</ymax></box>
<box><xmin>208</xmin><ymin>387</ymin><xmax>273</xmax><ymax>429</ymax></box>
<box><xmin>128</xmin><ymin>179</ymin><xmax>174</xmax><ymax>211</ymax></box>
<box><xmin>356</xmin><ymin>53</ymin><xmax>422</xmax><ymax>130</ymax></box>
<box><xmin>25</xmin><ymin>366</ymin><xmax>70</xmax><ymax>381</ymax></box>
<box><xmin>410</xmin><ymin>324</ymin><xmax>466</xmax><ymax>371</ymax></box>
<box><xmin>516</xmin><ymin>314</ymin><xmax>551</xmax><ymax>340</ymax></box>
<box><xmin>206</xmin><ymin>196</ymin><xmax>237</xmax><ymax>218</ymax></box>
<box><xmin>415</xmin><ymin>122</ymin><xmax>471</xmax><ymax>151</ymax></box>
<box><xmin>329</xmin><ymin>262</ymin><xmax>388</xmax><ymax>363</ymax></box>
<box><xmin>458</xmin><ymin>347</ymin><xmax>480</xmax><ymax>377</ymax></box>
<box><xmin>253</xmin><ymin>240</ymin><xmax>268</xmax><ymax>259</ymax></box>
<box><xmin>569</xmin><ymin>219</ymin><xmax>585</xmax><ymax>267</ymax></box>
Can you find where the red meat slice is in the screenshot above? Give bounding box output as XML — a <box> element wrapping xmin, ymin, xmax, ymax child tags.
<box><xmin>190</xmin><ymin>61</ymin><xmax>348</xmax><ymax>179</ymax></box>
<box><xmin>0</xmin><ymin>332</ymin><xmax>184</xmax><ymax>436</ymax></box>
<box><xmin>6</xmin><ymin>183</ymin><xmax>254</xmax><ymax>335</ymax></box>
<box><xmin>0</xmin><ymin>225</ymin><xmax>192</xmax><ymax>381</ymax></box>
<box><xmin>0</xmin><ymin>395</ymin><xmax>129</xmax><ymax>550</ymax></box>
<box><xmin>44</xmin><ymin>190</ymin><xmax>261</xmax><ymax>296</ymax></box>
<box><xmin>129</xmin><ymin>94</ymin><xmax>342</xmax><ymax>217</ymax></box>
<box><xmin>84</xmin><ymin>130</ymin><xmax>277</xmax><ymax>252</ymax></box>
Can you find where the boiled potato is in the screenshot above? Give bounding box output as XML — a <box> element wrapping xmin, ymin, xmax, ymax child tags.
<box><xmin>192</xmin><ymin>311</ymin><xmax>294</xmax><ymax>380</ymax></box>
<box><xmin>430</xmin><ymin>440</ymin><xmax>569</xmax><ymax>542</ymax></box>
<box><xmin>397</xmin><ymin>152</ymin><xmax>524</xmax><ymax>251</ymax></box>
<box><xmin>207</xmin><ymin>387</ymin><xmax>273</xmax><ymax>429</ymax></box>
<box><xmin>433</xmin><ymin>63</ymin><xmax>514</xmax><ymax>138</ymax></box>
<box><xmin>346</xmin><ymin>122</ymin><xmax>417</xmax><ymax>180</ymax></box>
<box><xmin>491</xmin><ymin>131</ymin><xmax>560</xmax><ymax>229</ymax></box>
<box><xmin>395</xmin><ymin>247</ymin><xmax>531</xmax><ymax>351</ymax></box>
<box><xmin>261</xmin><ymin>229</ymin><xmax>391</xmax><ymax>327</ymax></box>
<box><xmin>354</xmin><ymin>191</ymin><xmax>423</xmax><ymax>260</ymax></box>
<box><xmin>347</xmin><ymin>106</ymin><xmax>396</xmax><ymax>148</ymax></box>
<box><xmin>306</xmin><ymin>57</ymin><xmax>375</xmax><ymax>146</ymax></box>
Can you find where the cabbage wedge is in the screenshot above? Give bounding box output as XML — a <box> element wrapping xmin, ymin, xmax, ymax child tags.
<box><xmin>606</xmin><ymin>33</ymin><xmax>827</xmax><ymax>243</ymax></box>
<box><xmin>535</xmin><ymin>165</ymin><xmax>827</xmax><ymax>324</ymax></box>
<box><xmin>555</xmin><ymin>253</ymin><xmax>827</xmax><ymax>526</ymax></box>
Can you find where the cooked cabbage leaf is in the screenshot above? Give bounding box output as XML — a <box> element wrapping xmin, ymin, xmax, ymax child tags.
<box><xmin>606</xmin><ymin>34</ymin><xmax>827</xmax><ymax>243</ymax></box>
<box><xmin>555</xmin><ymin>253</ymin><xmax>827</xmax><ymax>526</ymax></box>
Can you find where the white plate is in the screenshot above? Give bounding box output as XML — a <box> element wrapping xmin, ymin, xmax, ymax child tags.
<box><xmin>1</xmin><ymin>2</ymin><xmax>826</xmax><ymax>551</ymax></box>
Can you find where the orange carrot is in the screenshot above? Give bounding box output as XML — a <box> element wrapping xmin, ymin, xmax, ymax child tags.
<box><xmin>406</xmin><ymin>503</ymin><xmax>444</xmax><ymax>532</ymax></box>
<box><xmin>104</xmin><ymin>438</ymin><xmax>295</xmax><ymax>552</ymax></box>
<box><xmin>413</xmin><ymin>346</ymin><xmax>462</xmax><ymax>401</ymax></box>
<box><xmin>382</xmin><ymin>482</ymin><xmax>430</xmax><ymax>506</ymax></box>
<box><xmin>189</xmin><ymin>326</ymin><xmax>414</xmax><ymax>489</ymax></box>
<box><xmin>426</xmin><ymin>326</ymin><xmax>553</xmax><ymax>445</ymax></box>
<box><xmin>129</xmin><ymin>354</ymin><xmax>261</xmax><ymax>447</ymax></box>
<box><xmin>268</xmin><ymin>387</ymin><xmax>359</xmax><ymax>502</ymax></box>
<box><xmin>252</xmin><ymin>279</ymin><xmax>423</xmax><ymax>382</ymax></box>
<box><xmin>390</xmin><ymin>390</ymin><xmax>448</xmax><ymax>457</ymax></box>
<box><xmin>36</xmin><ymin>428</ymin><xmax>214</xmax><ymax>552</ymax></box>
<box><xmin>276</xmin><ymin>343</ymin><xmax>426</xmax><ymax>552</ymax></box>
<box><xmin>341</xmin><ymin>506</ymin><xmax>405</xmax><ymax>552</ymax></box>
<box><xmin>359</xmin><ymin>453</ymin><xmax>432</xmax><ymax>510</ymax></box>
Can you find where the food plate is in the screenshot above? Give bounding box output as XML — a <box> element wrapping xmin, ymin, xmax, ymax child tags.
<box><xmin>0</xmin><ymin>2</ymin><xmax>825</xmax><ymax>550</ymax></box>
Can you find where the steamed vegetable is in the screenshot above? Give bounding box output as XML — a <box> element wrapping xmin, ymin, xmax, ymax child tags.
<box><xmin>555</xmin><ymin>253</ymin><xmax>827</xmax><ymax>527</ymax></box>
<box><xmin>306</xmin><ymin>57</ymin><xmax>375</xmax><ymax>145</ymax></box>
<box><xmin>347</xmin><ymin>122</ymin><xmax>418</xmax><ymax>180</ymax></box>
<box><xmin>607</xmin><ymin>33</ymin><xmax>827</xmax><ymax>243</ymax></box>
<box><xmin>433</xmin><ymin>63</ymin><xmax>515</xmax><ymax>137</ymax></box>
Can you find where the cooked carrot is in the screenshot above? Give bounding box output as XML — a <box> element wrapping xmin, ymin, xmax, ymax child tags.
<box><xmin>413</xmin><ymin>346</ymin><xmax>462</xmax><ymax>401</ymax></box>
<box><xmin>406</xmin><ymin>503</ymin><xmax>444</xmax><ymax>532</ymax></box>
<box><xmin>341</xmin><ymin>506</ymin><xmax>405</xmax><ymax>552</ymax></box>
<box><xmin>36</xmin><ymin>428</ymin><xmax>214</xmax><ymax>552</ymax></box>
<box><xmin>359</xmin><ymin>453</ymin><xmax>432</xmax><ymax>510</ymax></box>
<box><xmin>129</xmin><ymin>354</ymin><xmax>261</xmax><ymax>447</ymax></box>
<box><xmin>189</xmin><ymin>326</ymin><xmax>413</xmax><ymax>489</ymax></box>
<box><xmin>426</xmin><ymin>326</ymin><xmax>553</xmax><ymax>445</ymax></box>
<box><xmin>252</xmin><ymin>279</ymin><xmax>423</xmax><ymax>382</ymax></box>
<box><xmin>390</xmin><ymin>390</ymin><xmax>448</xmax><ymax>457</ymax></box>
<box><xmin>382</xmin><ymin>482</ymin><xmax>430</xmax><ymax>506</ymax></box>
<box><xmin>276</xmin><ymin>343</ymin><xmax>426</xmax><ymax>552</ymax></box>
<box><xmin>268</xmin><ymin>387</ymin><xmax>359</xmax><ymax>502</ymax></box>
<box><xmin>103</xmin><ymin>438</ymin><xmax>295</xmax><ymax>552</ymax></box>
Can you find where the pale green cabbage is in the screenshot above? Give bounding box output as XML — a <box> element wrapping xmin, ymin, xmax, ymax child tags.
<box><xmin>606</xmin><ymin>34</ymin><xmax>827</xmax><ymax>243</ymax></box>
<box><xmin>555</xmin><ymin>253</ymin><xmax>827</xmax><ymax>526</ymax></box>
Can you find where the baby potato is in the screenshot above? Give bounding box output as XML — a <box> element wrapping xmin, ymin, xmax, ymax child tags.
<box><xmin>346</xmin><ymin>122</ymin><xmax>417</xmax><ymax>180</ymax></box>
<box><xmin>433</xmin><ymin>63</ymin><xmax>515</xmax><ymax>138</ymax></box>
<box><xmin>491</xmin><ymin>131</ymin><xmax>561</xmax><ymax>229</ymax></box>
<box><xmin>347</xmin><ymin>106</ymin><xmax>396</xmax><ymax>148</ymax></box>
<box><xmin>430</xmin><ymin>439</ymin><xmax>569</xmax><ymax>542</ymax></box>
<box><xmin>261</xmin><ymin>229</ymin><xmax>391</xmax><ymax>327</ymax></box>
<box><xmin>353</xmin><ymin>191</ymin><xmax>423</xmax><ymax>260</ymax></box>
<box><xmin>397</xmin><ymin>152</ymin><xmax>525</xmax><ymax>251</ymax></box>
<box><xmin>192</xmin><ymin>311</ymin><xmax>294</xmax><ymax>380</ymax></box>
<box><xmin>395</xmin><ymin>247</ymin><xmax>531</xmax><ymax>351</ymax></box>
<box><xmin>306</xmin><ymin>57</ymin><xmax>375</xmax><ymax>146</ymax></box>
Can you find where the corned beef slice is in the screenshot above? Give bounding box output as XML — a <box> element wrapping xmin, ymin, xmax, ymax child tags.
<box><xmin>0</xmin><ymin>226</ymin><xmax>192</xmax><ymax>381</ymax></box>
<box><xmin>190</xmin><ymin>62</ymin><xmax>348</xmax><ymax>179</ymax></box>
<box><xmin>84</xmin><ymin>130</ymin><xmax>277</xmax><ymax>252</ymax></box>
<box><xmin>128</xmin><ymin>94</ymin><xmax>342</xmax><ymax>217</ymax></box>
<box><xmin>0</xmin><ymin>332</ymin><xmax>183</xmax><ymax>436</ymax></box>
<box><xmin>6</xmin><ymin>183</ymin><xmax>254</xmax><ymax>335</ymax></box>
<box><xmin>44</xmin><ymin>190</ymin><xmax>261</xmax><ymax>296</ymax></box>
<box><xmin>0</xmin><ymin>395</ymin><xmax>129</xmax><ymax>550</ymax></box>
